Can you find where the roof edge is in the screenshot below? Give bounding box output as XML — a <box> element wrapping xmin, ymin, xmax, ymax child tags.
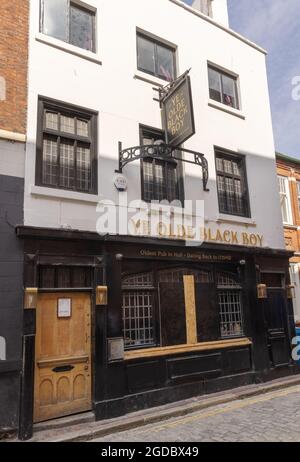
<box><xmin>169</xmin><ymin>0</ymin><xmax>267</xmax><ymax>55</ymax></box>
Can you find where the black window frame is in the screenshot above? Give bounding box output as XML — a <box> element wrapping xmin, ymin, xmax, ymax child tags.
<box><xmin>36</xmin><ymin>96</ymin><xmax>98</xmax><ymax>195</ymax></box>
<box><xmin>208</xmin><ymin>65</ymin><xmax>240</xmax><ymax>110</ymax></box>
<box><xmin>215</xmin><ymin>148</ymin><xmax>251</xmax><ymax>218</ymax></box>
<box><xmin>136</xmin><ymin>32</ymin><xmax>177</xmax><ymax>82</ymax></box>
<box><xmin>139</xmin><ymin>125</ymin><xmax>184</xmax><ymax>204</ymax></box>
<box><xmin>40</xmin><ymin>0</ymin><xmax>96</xmax><ymax>53</ymax></box>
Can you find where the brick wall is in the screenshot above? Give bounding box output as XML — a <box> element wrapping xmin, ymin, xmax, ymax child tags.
<box><xmin>0</xmin><ymin>1</ymin><xmax>29</xmax><ymax>134</ymax></box>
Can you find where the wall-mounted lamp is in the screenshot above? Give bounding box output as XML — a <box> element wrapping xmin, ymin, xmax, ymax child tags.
<box><xmin>24</xmin><ymin>288</ymin><xmax>38</xmax><ymax>309</ymax></box>
<box><xmin>287</xmin><ymin>285</ymin><xmax>296</xmax><ymax>299</ymax></box>
<box><xmin>257</xmin><ymin>284</ymin><xmax>267</xmax><ymax>299</ymax></box>
<box><xmin>96</xmin><ymin>286</ymin><xmax>108</xmax><ymax>306</ymax></box>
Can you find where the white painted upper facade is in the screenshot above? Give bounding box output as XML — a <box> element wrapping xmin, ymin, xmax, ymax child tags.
<box><xmin>24</xmin><ymin>0</ymin><xmax>285</xmax><ymax>250</ymax></box>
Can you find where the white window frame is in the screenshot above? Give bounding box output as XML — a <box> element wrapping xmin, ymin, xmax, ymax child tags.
<box><xmin>296</xmin><ymin>180</ymin><xmax>300</xmax><ymax>216</ymax></box>
<box><xmin>278</xmin><ymin>175</ymin><xmax>293</xmax><ymax>225</ymax></box>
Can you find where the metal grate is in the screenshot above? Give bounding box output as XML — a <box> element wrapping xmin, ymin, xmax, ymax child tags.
<box><xmin>217</xmin><ymin>272</ymin><xmax>244</xmax><ymax>338</ymax></box>
<box><xmin>218</xmin><ymin>291</ymin><xmax>244</xmax><ymax>338</ymax></box>
<box><xmin>122</xmin><ymin>291</ymin><xmax>154</xmax><ymax>348</ymax></box>
<box><xmin>122</xmin><ymin>272</ymin><xmax>155</xmax><ymax>348</ymax></box>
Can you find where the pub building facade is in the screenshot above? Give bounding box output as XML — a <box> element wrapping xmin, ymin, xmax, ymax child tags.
<box><xmin>276</xmin><ymin>153</ymin><xmax>300</xmax><ymax>324</ymax></box>
<box><xmin>16</xmin><ymin>0</ymin><xmax>297</xmax><ymax>439</ymax></box>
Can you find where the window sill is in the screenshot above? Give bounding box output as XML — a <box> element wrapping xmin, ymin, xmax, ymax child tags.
<box><xmin>133</xmin><ymin>72</ymin><xmax>167</xmax><ymax>88</ymax></box>
<box><xmin>208</xmin><ymin>100</ymin><xmax>246</xmax><ymax>120</ymax></box>
<box><xmin>124</xmin><ymin>337</ymin><xmax>252</xmax><ymax>361</ymax></box>
<box><xmin>35</xmin><ymin>33</ymin><xmax>103</xmax><ymax>65</ymax></box>
<box><xmin>284</xmin><ymin>223</ymin><xmax>297</xmax><ymax>230</ymax></box>
<box><xmin>216</xmin><ymin>214</ymin><xmax>256</xmax><ymax>227</ymax></box>
<box><xmin>30</xmin><ymin>185</ymin><xmax>101</xmax><ymax>204</ymax></box>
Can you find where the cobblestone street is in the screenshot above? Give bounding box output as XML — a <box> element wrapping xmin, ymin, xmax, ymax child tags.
<box><xmin>92</xmin><ymin>385</ymin><xmax>300</xmax><ymax>443</ymax></box>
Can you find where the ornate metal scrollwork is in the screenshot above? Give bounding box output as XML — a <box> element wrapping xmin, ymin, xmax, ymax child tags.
<box><xmin>117</xmin><ymin>142</ymin><xmax>210</xmax><ymax>192</ymax></box>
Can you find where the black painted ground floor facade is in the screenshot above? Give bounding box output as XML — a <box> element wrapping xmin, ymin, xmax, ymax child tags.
<box><xmin>0</xmin><ymin>174</ymin><xmax>24</xmax><ymax>435</ymax></box>
<box><xmin>14</xmin><ymin>227</ymin><xmax>299</xmax><ymax>440</ymax></box>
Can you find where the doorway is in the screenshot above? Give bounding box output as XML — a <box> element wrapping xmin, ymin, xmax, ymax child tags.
<box><xmin>34</xmin><ymin>292</ymin><xmax>92</xmax><ymax>423</ymax></box>
<box><xmin>261</xmin><ymin>273</ymin><xmax>291</xmax><ymax>368</ymax></box>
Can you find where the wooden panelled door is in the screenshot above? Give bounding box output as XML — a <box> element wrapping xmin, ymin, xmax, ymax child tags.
<box><xmin>34</xmin><ymin>292</ymin><xmax>92</xmax><ymax>423</ymax></box>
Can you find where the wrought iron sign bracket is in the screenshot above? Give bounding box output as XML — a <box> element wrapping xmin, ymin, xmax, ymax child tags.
<box><xmin>116</xmin><ymin>142</ymin><xmax>209</xmax><ymax>192</ymax></box>
<box><xmin>156</xmin><ymin>68</ymin><xmax>192</xmax><ymax>106</ymax></box>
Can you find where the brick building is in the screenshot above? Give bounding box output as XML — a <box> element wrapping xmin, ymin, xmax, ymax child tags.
<box><xmin>276</xmin><ymin>153</ymin><xmax>300</xmax><ymax>323</ymax></box>
<box><xmin>0</xmin><ymin>0</ymin><xmax>29</xmax><ymax>435</ymax></box>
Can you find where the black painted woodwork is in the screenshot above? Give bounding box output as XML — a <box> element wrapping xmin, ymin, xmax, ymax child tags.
<box><xmin>263</xmin><ymin>289</ymin><xmax>291</xmax><ymax>367</ymax></box>
<box><xmin>195</xmin><ymin>283</ymin><xmax>220</xmax><ymax>342</ymax></box>
<box><xmin>160</xmin><ymin>282</ymin><xmax>186</xmax><ymax>346</ymax></box>
<box><xmin>0</xmin><ymin>175</ymin><xmax>24</xmax><ymax>435</ymax></box>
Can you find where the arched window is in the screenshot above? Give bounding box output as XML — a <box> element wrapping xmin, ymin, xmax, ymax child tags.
<box><xmin>158</xmin><ymin>268</ymin><xmax>212</xmax><ymax>283</ymax></box>
<box><xmin>217</xmin><ymin>272</ymin><xmax>244</xmax><ymax>338</ymax></box>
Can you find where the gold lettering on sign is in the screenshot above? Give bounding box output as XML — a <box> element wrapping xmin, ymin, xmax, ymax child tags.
<box><xmin>132</xmin><ymin>220</ymin><xmax>264</xmax><ymax>247</ymax></box>
<box><xmin>167</xmin><ymin>92</ymin><xmax>188</xmax><ymax>137</ymax></box>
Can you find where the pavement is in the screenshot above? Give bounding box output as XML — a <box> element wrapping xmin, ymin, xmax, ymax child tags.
<box><xmin>8</xmin><ymin>374</ymin><xmax>300</xmax><ymax>442</ymax></box>
<box><xmin>94</xmin><ymin>384</ymin><xmax>300</xmax><ymax>443</ymax></box>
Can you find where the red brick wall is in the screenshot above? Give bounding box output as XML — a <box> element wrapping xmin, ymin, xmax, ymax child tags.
<box><xmin>0</xmin><ymin>1</ymin><xmax>29</xmax><ymax>134</ymax></box>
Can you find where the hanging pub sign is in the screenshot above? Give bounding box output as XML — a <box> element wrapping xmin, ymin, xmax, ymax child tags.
<box><xmin>161</xmin><ymin>71</ymin><xmax>195</xmax><ymax>147</ymax></box>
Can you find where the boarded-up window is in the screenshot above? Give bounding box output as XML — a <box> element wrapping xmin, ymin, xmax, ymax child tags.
<box><xmin>39</xmin><ymin>266</ymin><xmax>92</xmax><ymax>288</ymax></box>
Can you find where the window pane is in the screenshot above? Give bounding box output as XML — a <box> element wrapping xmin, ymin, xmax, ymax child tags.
<box><xmin>234</xmin><ymin>179</ymin><xmax>244</xmax><ymax>214</ymax></box>
<box><xmin>42</xmin><ymin>137</ymin><xmax>58</xmax><ymax>186</ymax></box>
<box><xmin>166</xmin><ymin>163</ymin><xmax>178</xmax><ymax>201</ymax></box>
<box><xmin>222</xmin><ymin>74</ymin><xmax>237</xmax><ymax>108</ymax></box>
<box><xmin>208</xmin><ymin>67</ymin><xmax>221</xmax><ymax>102</ymax></box>
<box><xmin>77</xmin><ymin>119</ymin><xmax>89</xmax><ymax>137</ymax></box>
<box><xmin>61</xmin><ymin>115</ymin><xmax>75</xmax><ymax>134</ymax></box>
<box><xmin>280</xmin><ymin>195</ymin><xmax>289</xmax><ymax>223</ymax></box>
<box><xmin>60</xmin><ymin>140</ymin><xmax>75</xmax><ymax>188</ymax></box>
<box><xmin>154</xmin><ymin>161</ymin><xmax>167</xmax><ymax>201</ymax></box>
<box><xmin>232</xmin><ymin>161</ymin><xmax>240</xmax><ymax>176</ymax></box>
<box><xmin>77</xmin><ymin>145</ymin><xmax>91</xmax><ymax>191</ymax></box>
<box><xmin>223</xmin><ymin>159</ymin><xmax>232</xmax><ymax>174</ymax></box>
<box><xmin>278</xmin><ymin>176</ymin><xmax>290</xmax><ymax>223</ymax></box>
<box><xmin>42</xmin><ymin>0</ymin><xmax>68</xmax><ymax>42</ymax></box>
<box><xmin>157</xmin><ymin>45</ymin><xmax>174</xmax><ymax>82</ymax></box>
<box><xmin>143</xmin><ymin>160</ymin><xmax>155</xmax><ymax>202</ymax></box>
<box><xmin>70</xmin><ymin>5</ymin><xmax>94</xmax><ymax>51</ymax></box>
<box><xmin>216</xmin><ymin>157</ymin><xmax>224</xmax><ymax>172</ymax></box>
<box><xmin>45</xmin><ymin>111</ymin><xmax>58</xmax><ymax>131</ymax></box>
<box><xmin>137</xmin><ymin>36</ymin><xmax>155</xmax><ymax>75</ymax></box>
<box><xmin>217</xmin><ymin>175</ymin><xmax>227</xmax><ymax>212</ymax></box>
